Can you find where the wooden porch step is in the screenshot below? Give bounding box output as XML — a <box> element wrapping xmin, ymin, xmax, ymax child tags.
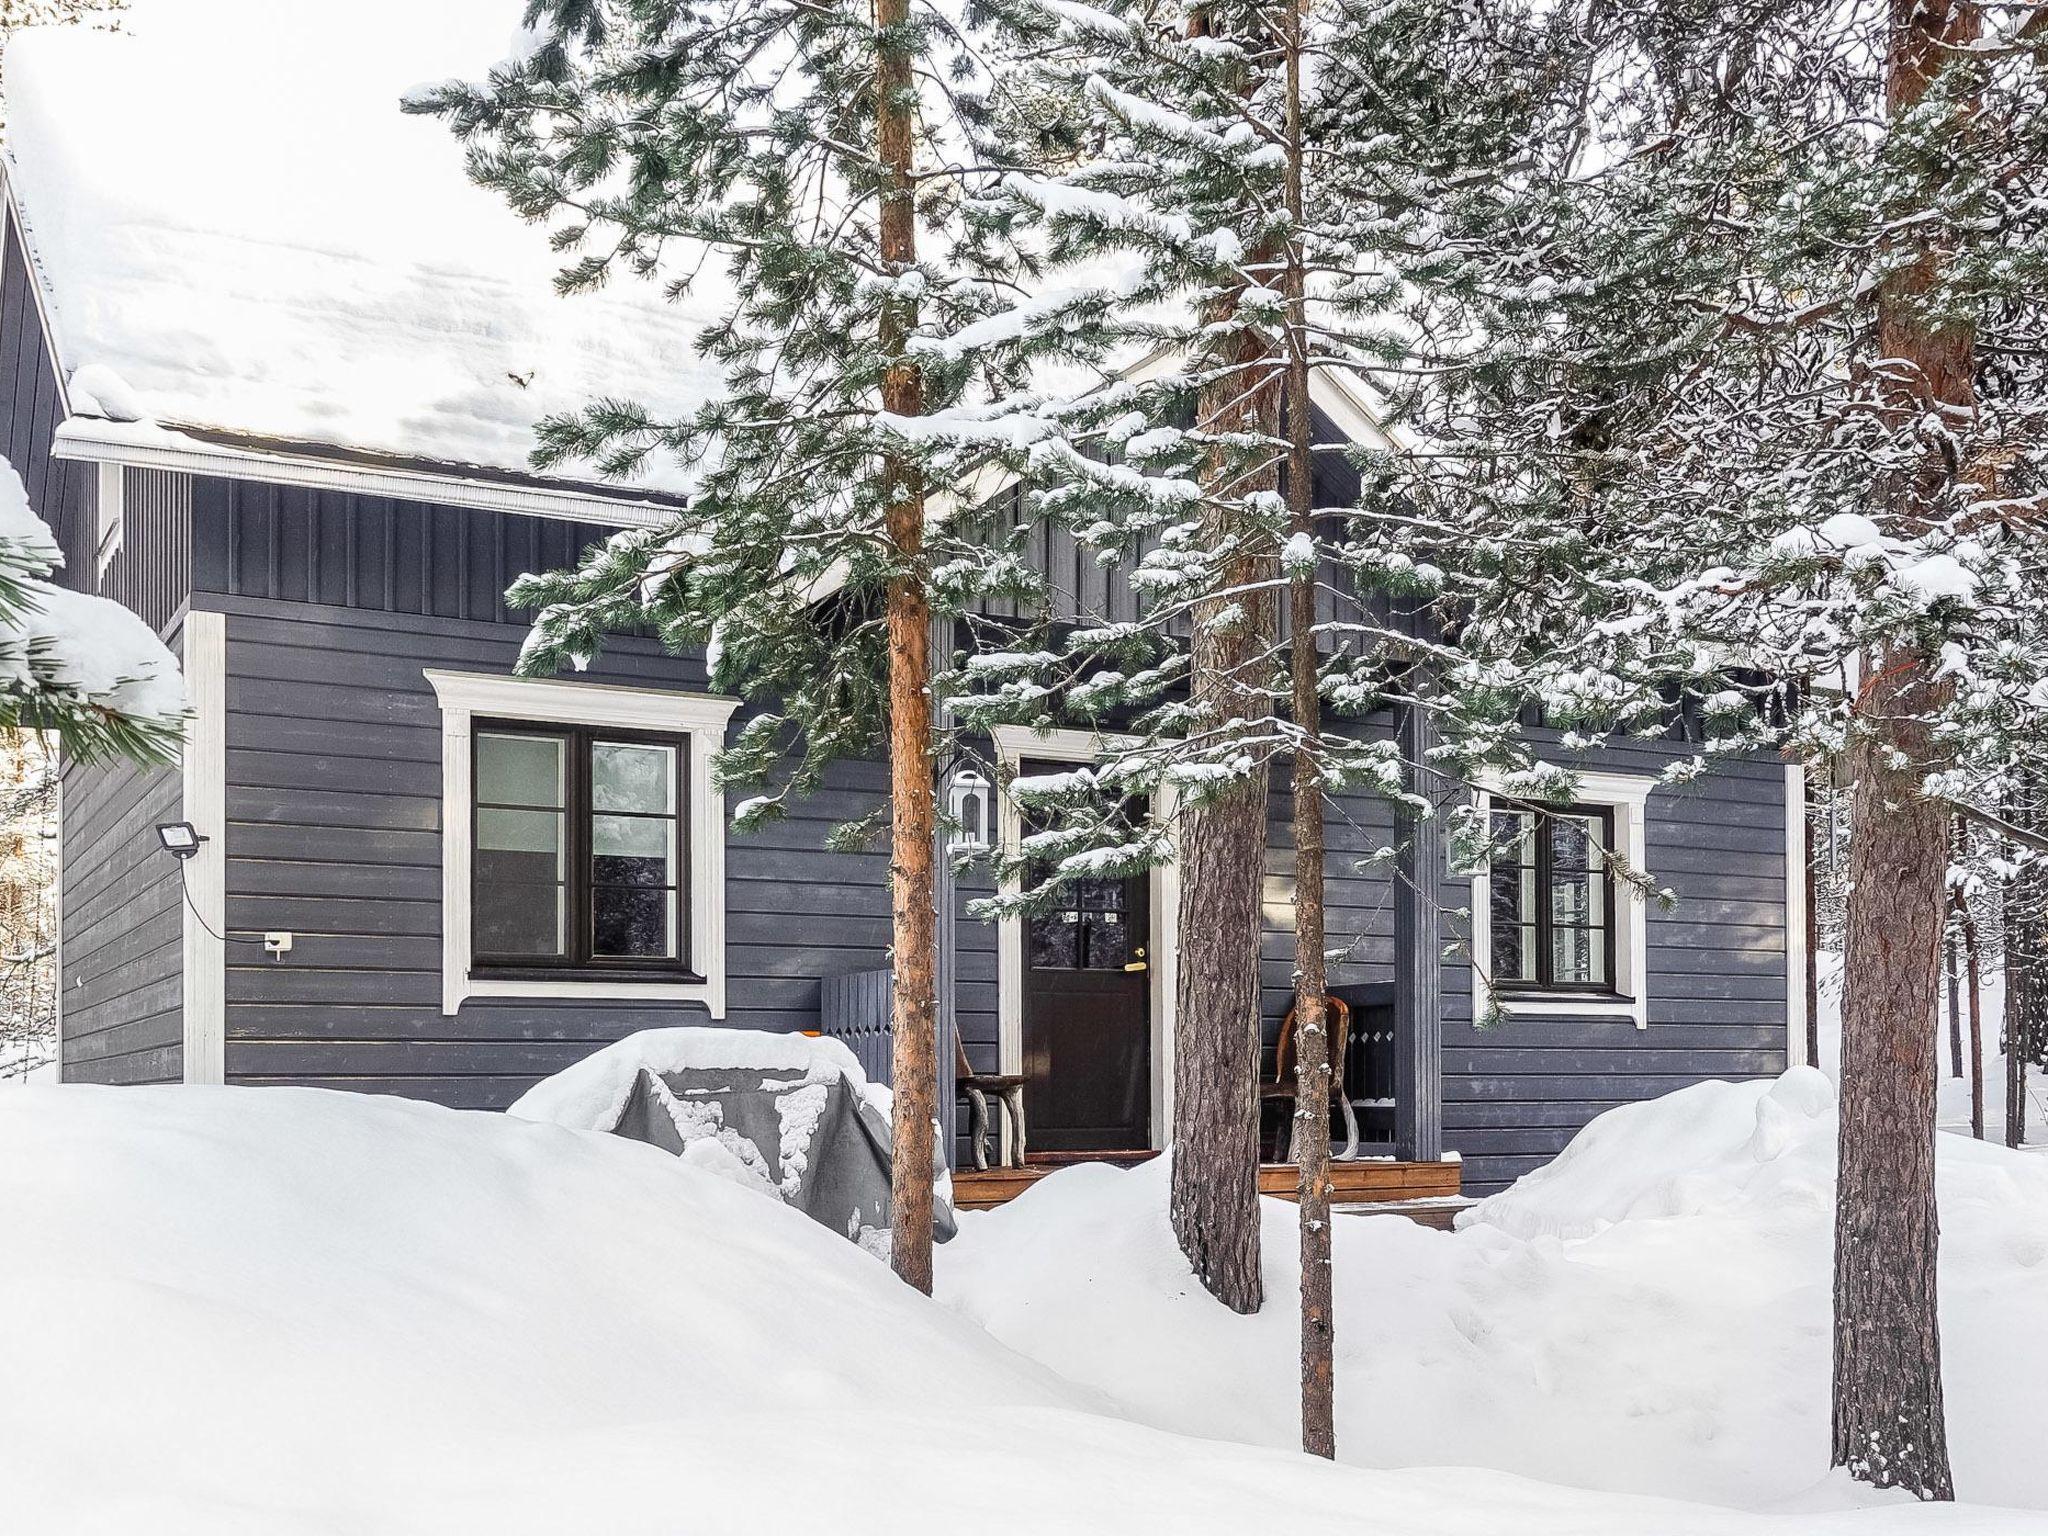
<box><xmin>951</xmin><ymin>1156</ymin><xmax>1461</xmax><ymax>1218</ymax></box>
<box><xmin>1257</xmin><ymin>1159</ymin><xmax>1461</xmax><ymax>1205</ymax></box>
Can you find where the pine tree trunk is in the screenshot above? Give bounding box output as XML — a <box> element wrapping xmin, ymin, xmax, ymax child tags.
<box><xmin>877</xmin><ymin>0</ymin><xmax>937</xmax><ymax>1294</ymax></box>
<box><xmin>1169</xmin><ymin>334</ymin><xmax>1279</xmax><ymax>1318</ymax></box>
<box><xmin>1958</xmin><ymin>892</ymin><xmax>1983</xmax><ymax>1141</ymax></box>
<box><xmin>1944</xmin><ymin>930</ymin><xmax>1963</xmax><ymax>1080</ymax></box>
<box><xmin>1805</xmin><ymin>774</ymin><xmax>1822</xmax><ymax>1071</ymax></box>
<box><xmin>2008</xmin><ymin>789</ymin><xmax>2041</xmax><ymax>1149</ymax></box>
<box><xmin>1276</xmin><ymin>0</ymin><xmax>1332</xmax><ymax>1457</ymax></box>
<box><xmin>1828</xmin><ymin>2</ymin><xmax>1976</xmax><ymax>1498</ymax></box>
<box><xmin>1831</xmin><ymin>657</ymin><xmax>1954</xmax><ymax>1498</ymax></box>
<box><xmin>1957</xmin><ymin>901</ymin><xmax>1974</xmax><ymax>1146</ymax></box>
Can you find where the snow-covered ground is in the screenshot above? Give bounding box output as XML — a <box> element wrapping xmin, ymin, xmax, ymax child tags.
<box><xmin>941</xmin><ymin>1069</ymin><xmax>2048</xmax><ymax>1516</ymax></box>
<box><xmin>3</xmin><ymin>1044</ymin><xmax>2042</xmax><ymax>1531</ymax></box>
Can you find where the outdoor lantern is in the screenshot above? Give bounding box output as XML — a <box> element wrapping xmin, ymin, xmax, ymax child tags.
<box><xmin>947</xmin><ymin>768</ymin><xmax>992</xmax><ymax>853</ymax></box>
<box><xmin>155</xmin><ymin>821</ymin><xmax>208</xmax><ymax>860</ymax></box>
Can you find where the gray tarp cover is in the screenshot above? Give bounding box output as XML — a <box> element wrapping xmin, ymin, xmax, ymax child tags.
<box><xmin>609</xmin><ymin>1065</ymin><xmax>957</xmax><ymax>1245</ymax></box>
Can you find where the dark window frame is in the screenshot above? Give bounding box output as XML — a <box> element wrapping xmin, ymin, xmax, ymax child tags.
<box><xmin>1491</xmin><ymin>803</ymin><xmax>1622</xmax><ymax>997</ymax></box>
<box><xmin>470</xmin><ymin>719</ymin><xmax>697</xmax><ymax>981</ymax></box>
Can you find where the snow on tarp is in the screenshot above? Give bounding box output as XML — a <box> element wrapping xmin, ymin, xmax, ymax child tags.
<box><xmin>940</xmin><ymin>1069</ymin><xmax>2048</xmax><ymax>1515</ymax></box>
<box><xmin>5</xmin><ymin>1</ymin><xmax>732</xmax><ymax>496</ymax></box>
<box><xmin>511</xmin><ymin>1026</ymin><xmax>952</xmax><ymax>1250</ymax></box>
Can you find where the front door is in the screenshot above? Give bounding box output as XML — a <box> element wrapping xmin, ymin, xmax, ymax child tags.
<box><xmin>1019</xmin><ymin>764</ymin><xmax>1151</xmax><ymax>1153</ymax></box>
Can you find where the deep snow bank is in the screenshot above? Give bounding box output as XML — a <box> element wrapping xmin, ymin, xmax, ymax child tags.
<box><xmin>4</xmin><ymin>1082</ymin><xmax>2038</xmax><ymax>1535</ymax></box>
<box><xmin>938</xmin><ymin>1069</ymin><xmax>2048</xmax><ymax>1514</ymax></box>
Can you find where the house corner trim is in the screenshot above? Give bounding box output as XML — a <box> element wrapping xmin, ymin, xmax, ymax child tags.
<box><xmin>1784</xmin><ymin>761</ymin><xmax>1810</xmax><ymax>1068</ymax></box>
<box><xmin>181</xmin><ymin>610</ymin><xmax>227</xmax><ymax>1085</ymax></box>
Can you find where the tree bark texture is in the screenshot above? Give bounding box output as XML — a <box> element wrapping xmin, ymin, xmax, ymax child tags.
<box><xmin>1832</xmin><ymin>652</ymin><xmax>1954</xmax><ymax>1498</ymax></box>
<box><xmin>877</xmin><ymin>0</ymin><xmax>937</xmax><ymax>1294</ymax></box>
<box><xmin>1170</xmin><ymin>335</ymin><xmax>1280</xmax><ymax>1319</ymax></box>
<box><xmin>1276</xmin><ymin>0</ymin><xmax>1333</xmax><ymax>1458</ymax></box>
<box><xmin>1829</xmin><ymin>3</ymin><xmax>1977</xmax><ymax>1497</ymax></box>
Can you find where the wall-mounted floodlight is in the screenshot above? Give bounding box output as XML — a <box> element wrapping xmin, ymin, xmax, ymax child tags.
<box><xmin>155</xmin><ymin>821</ymin><xmax>208</xmax><ymax>860</ymax></box>
<box><xmin>946</xmin><ymin>768</ymin><xmax>992</xmax><ymax>854</ymax></box>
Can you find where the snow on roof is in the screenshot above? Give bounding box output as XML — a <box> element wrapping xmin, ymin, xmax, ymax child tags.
<box><xmin>4</xmin><ymin>1</ymin><xmax>729</xmax><ymax>498</ymax></box>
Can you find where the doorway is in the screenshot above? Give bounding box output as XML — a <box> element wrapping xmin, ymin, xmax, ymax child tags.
<box><xmin>1018</xmin><ymin>766</ymin><xmax>1152</xmax><ymax>1153</ymax></box>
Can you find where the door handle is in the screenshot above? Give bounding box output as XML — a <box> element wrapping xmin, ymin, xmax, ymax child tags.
<box><xmin>1125</xmin><ymin>946</ymin><xmax>1147</xmax><ymax>973</ymax></box>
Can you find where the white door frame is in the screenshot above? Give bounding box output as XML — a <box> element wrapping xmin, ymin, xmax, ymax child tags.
<box><xmin>989</xmin><ymin>725</ymin><xmax>1179</xmax><ymax>1151</ymax></box>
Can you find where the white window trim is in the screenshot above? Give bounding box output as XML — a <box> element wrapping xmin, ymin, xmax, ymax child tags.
<box><xmin>425</xmin><ymin>670</ymin><xmax>740</xmax><ymax>1018</ymax></box>
<box><xmin>95</xmin><ymin>462</ymin><xmax>124</xmax><ymax>578</ymax></box>
<box><xmin>989</xmin><ymin>723</ymin><xmax>1180</xmax><ymax>1152</ymax></box>
<box><xmin>1784</xmin><ymin>762</ymin><xmax>1810</xmax><ymax>1067</ymax></box>
<box><xmin>1468</xmin><ymin>769</ymin><xmax>1654</xmax><ymax>1029</ymax></box>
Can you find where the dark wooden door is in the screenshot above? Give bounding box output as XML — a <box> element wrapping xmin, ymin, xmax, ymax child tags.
<box><xmin>1020</xmin><ymin>767</ymin><xmax>1151</xmax><ymax>1153</ymax></box>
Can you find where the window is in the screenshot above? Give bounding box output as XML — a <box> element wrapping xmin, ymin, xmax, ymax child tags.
<box><xmin>425</xmin><ymin>670</ymin><xmax>739</xmax><ymax>1017</ymax></box>
<box><xmin>1029</xmin><ymin>876</ymin><xmax>1136</xmax><ymax>972</ymax></box>
<box><xmin>472</xmin><ymin>725</ymin><xmax>686</xmax><ymax>973</ymax></box>
<box><xmin>1487</xmin><ymin>806</ymin><xmax>1614</xmax><ymax>992</ymax></box>
<box><xmin>1468</xmin><ymin>771</ymin><xmax>1653</xmax><ymax>1027</ymax></box>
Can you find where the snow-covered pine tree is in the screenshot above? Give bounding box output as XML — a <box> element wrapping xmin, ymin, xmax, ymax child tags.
<box><xmin>0</xmin><ymin>456</ymin><xmax>181</xmax><ymax>762</ymax></box>
<box><xmin>1358</xmin><ymin>0</ymin><xmax>2048</xmax><ymax>1499</ymax></box>
<box><xmin>945</xmin><ymin>0</ymin><xmax>1520</xmax><ymax>1353</ymax></box>
<box><xmin>407</xmin><ymin>0</ymin><xmax>1092</xmax><ymax>1292</ymax></box>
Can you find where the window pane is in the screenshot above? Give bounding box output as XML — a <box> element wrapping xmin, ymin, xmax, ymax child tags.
<box><xmin>593</xmin><ymin>813</ymin><xmax>675</xmax><ymax>887</ymax></box>
<box><xmin>476</xmin><ymin>880</ymin><xmax>564</xmax><ymax>957</ymax></box>
<box><xmin>593</xmin><ymin>886</ymin><xmax>674</xmax><ymax>958</ymax></box>
<box><xmin>1082</xmin><ymin>908</ymin><xmax>1130</xmax><ymax>970</ymax></box>
<box><xmin>1029</xmin><ymin>908</ymin><xmax>1080</xmax><ymax>970</ymax></box>
<box><xmin>1078</xmin><ymin>878</ymin><xmax>1125</xmax><ymax>912</ymax></box>
<box><xmin>1489</xmin><ymin>812</ymin><xmax>1536</xmax><ymax>982</ymax></box>
<box><xmin>477</xmin><ymin>807</ymin><xmax>565</xmax><ymax>882</ymax></box>
<box><xmin>593</xmin><ymin>741</ymin><xmax>675</xmax><ymax>814</ymax></box>
<box><xmin>477</xmin><ymin>733</ymin><xmax>564</xmax><ymax>808</ymax></box>
<box><xmin>1551</xmin><ymin>924</ymin><xmax>1608</xmax><ymax>986</ymax></box>
<box><xmin>1550</xmin><ymin>815</ymin><xmax>1605</xmax><ymax>924</ymax></box>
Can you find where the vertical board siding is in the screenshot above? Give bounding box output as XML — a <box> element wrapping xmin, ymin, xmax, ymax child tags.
<box><xmin>217</xmin><ymin>595</ymin><xmax>895</xmax><ymax>1109</ymax></box>
<box><xmin>94</xmin><ymin>467</ymin><xmax>194</xmax><ymax>633</ymax></box>
<box><xmin>189</xmin><ymin>475</ymin><xmax>622</xmax><ymax>626</ymax></box>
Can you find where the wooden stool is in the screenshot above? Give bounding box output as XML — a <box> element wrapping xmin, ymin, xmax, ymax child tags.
<box><xmin>1260</xmin><ymin>995</ymin><xmax>1360</xmax><ymax>1161</ymax></box>
<box><xmin>956</xmin><ymin>1033</ymin><xmax>1028</xmax><ymax>1171</ymax></box>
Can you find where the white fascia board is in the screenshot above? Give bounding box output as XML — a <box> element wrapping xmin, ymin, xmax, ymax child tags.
<box><xmin>53</xmin><ymin>416</ymin><xmax>677</xmax><ymax>530</ymax></box>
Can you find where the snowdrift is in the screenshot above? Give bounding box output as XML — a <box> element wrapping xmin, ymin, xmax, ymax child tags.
<box><xmin>940</xmin><ymin>1069</ymin><xmax>2048</xmax><ymax>1514</ymax></box>
<box><xmin>2</xmin><ymin>1077</ymin><xmax>2039</xmax><ymax>1533</ymax></box>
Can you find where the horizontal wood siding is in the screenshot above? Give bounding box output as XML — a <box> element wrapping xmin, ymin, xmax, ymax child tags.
<box><xmin>215</xmin><ymin>594</ymin><xmax>893</xmax><ymax>1108</ymax></box>
<box><xmin>1259</xmin><ymin>735</ymin><xmax>1792</xmax><ymax>1194</ymax></box>
<box><xmin>59</xmin><ymin>645</ymin><xmax>186</xmax><ymax>1084</ymax></box>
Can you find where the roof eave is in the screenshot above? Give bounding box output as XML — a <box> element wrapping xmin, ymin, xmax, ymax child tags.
<box><xmin>53</xmin><ymin>416</ymin><xmax>680</xmax><ymax>530</ymax></box>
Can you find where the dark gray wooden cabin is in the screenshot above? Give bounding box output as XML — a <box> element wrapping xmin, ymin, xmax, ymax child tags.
<box><xmin>10</xmin><ymin>198</ymin><xmax>1807</xmax><ymax>1197</ymax></box>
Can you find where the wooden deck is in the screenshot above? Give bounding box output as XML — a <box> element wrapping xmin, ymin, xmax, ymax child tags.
<box><xmin>953</xmin><ymin>1152</ymin><xmax>1462</xmax><ymax>1225</ymax></box>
